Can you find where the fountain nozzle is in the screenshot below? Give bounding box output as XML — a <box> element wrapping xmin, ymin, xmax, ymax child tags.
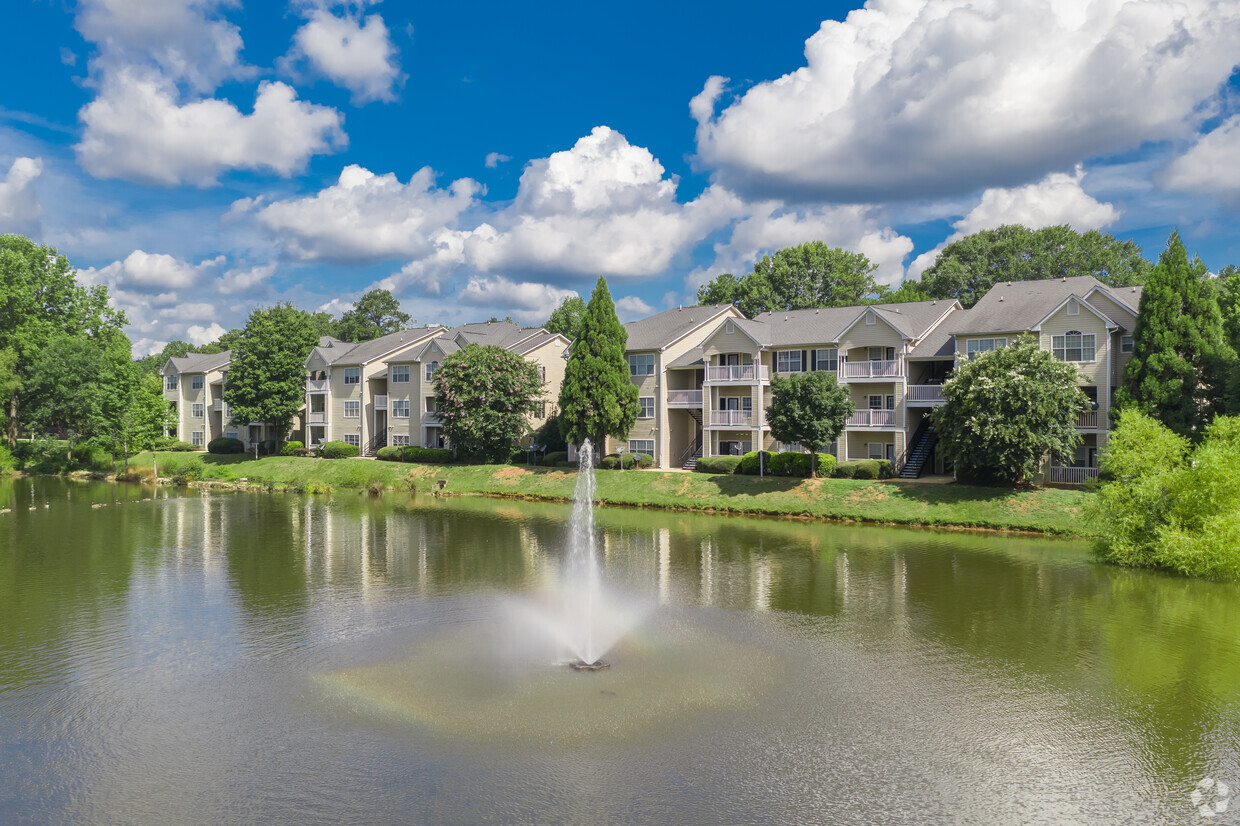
<box><xmin>568</xmin><ymin>659</ymin><xmax>611</xmax><ymax>672</ymax></box>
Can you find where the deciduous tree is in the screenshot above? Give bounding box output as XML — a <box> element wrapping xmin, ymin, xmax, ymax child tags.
<box><xmin>543</xmin><ymin>295</ymin><xmax>587</xmax><ymax>340</ymax></box>
<box><xmin>335</xmin><ymin>289</ymin><xmax>411</xmax><ymax>342</ymax></box>
<box><xmin>224</xmin><ymin>304</ymin><xmax>319</xmax><ymax>446</ymax></box>
<box><xmin>765</xmin><ymin>371</ymin><xmax>853</xmax><ymax>477</ymax></box>
<box><xmin>433</xmin><ymin>344</ymin><xmax>543</xmax><ymax>461</ymax></box>
<box><xmin>696</xmin><ymin>242</ymin><xmax>879</xmax><ymax>317</ymax></box>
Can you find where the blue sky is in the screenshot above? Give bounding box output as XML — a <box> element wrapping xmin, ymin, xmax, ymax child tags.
<box><xmin>1</xmin><ymin>0</ymin><xmax>1238</xmax><ymax>355</ymax></box>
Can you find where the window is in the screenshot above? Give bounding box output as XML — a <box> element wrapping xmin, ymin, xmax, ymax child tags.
<box><xmin>225</xmin><ymin>431</ymin><xmax>237</xmax><ymax>440</ymax></box>
<box><xmin>725</xmin><ymin>321</ymin><xmax>734</xmax><ymax>334</ymax></box>
<box><xmin>343</xmin><ymin>434</ymin><xmax>361</xmax><ymax>447</ymax></box>
<box><xmin>813</xmin><ymin>348</ymin><xmax>838</xmax><ymax>371</ymax></box>
<box><xmin>886</xmin><ymin>395</ymin><xmax>895</xmax><ymax>410</ymax></box>
<box><xmin>865</xmin><ymin>312</ymin><xmax>876</xmax><ymax>325</ymax></box>
<box><xmin>628</xmin><ymin>354</ymin><xmax>655</xmax><ymax>376</ymax></box>
<box><xmin>165</xmin><ymin>375</ymin><xmax>178</xmax><ymax>391</ymax></box>
<box><xmin>344</xmin><ymin>401</ymin><xmax>361</xmax><ymax>418</ymax></box>
<box><xmin>966</xmin><ymin>338</ymin><xmax>1007</xmax><ymax>358</ymax></box>
<box><xmin>628</xmin><ymin>439</ymin><xmax>655</xmax><ymax>455</ymax></box>
<box><xmin>425</xmin><ymin>361</ymin><xmax>439</xmax><ymax>381</ymax></box>
<box><xmin>391</xmin><ymin>365</ymin><xmax>409</xmax><ymax>383</ymax></box>
<box><xmin>1121</xmin><ymin>335</ymin><xmax>1134</xmax><ymax>353</ymax></box>
<box><xmin>191</xmin><ymin>375</ymin><xmax>203</xmax><ymax>389</ymax></box>
<box><xmin>191</xmin><ymin>431</ymin><xmax>204</xmax><ymax>446</ymax></box>
<box><xmin>392</xmin><ymin>400</ymin><xmax>409</xmax><ymax>418</ymax></box>
<box><xmin>868</xmin><ymin>395</ymin><xmax>883</xmax><ymax>409</ymax></box>
<box><xmin>191</xmin><ymin>403</ymin><xmax>204</xmax><ymax>418</ymax></box>
<box><xmin>538</xmin><ymin>365</ymin><xmax>546</xmax><ymax>382</ymax></box>
<box><xmin>638</xmin><ymin>397</ymin><xmax>655</xmax><ymax>418</ymax></box>
<box><xmin>535</xmin><ymin>402</ymin><xmax>546</xmax><ymax>419</ymax></box>
<box><xmin>1052</xmin><ymin>331</ymin><xmax>1096</xmax><ymax>362</ymax></box>
<box><xmin>868</xmin><ymin>442</ymin><xmax>885</xmax><ymax>460</ymax></box>
<box><xmin>868</xmin><ymin>346</ymin><xmax>895</xmax><ymax>361</ymax></box>
<box><xmin>391</xmin><ymin>434</ymin><xmax>410</xmax><ymax>447</ymax></box>
<box><xmin>1066</xmin><ymin>299</ymin><xmax>1080</xmax><ymax>316</ymax></box>
<box><xmin>343</xmin><ymin>367</ymin><xmax>360</xmax><ymax>385</ymax></box>
<box><xmin>778</xmin><ymin>441</ymin><xmax>805</xmax><ymax>453</ymax></box>
<box><xmin>824</xmin><ymin>439</ymin><xmax>838</xmax><ymax>457</ymax></box>
<box><xmin>776</xmin><ymin>350</ymin><xmax>803</xmax><ymax>372</ymax></box>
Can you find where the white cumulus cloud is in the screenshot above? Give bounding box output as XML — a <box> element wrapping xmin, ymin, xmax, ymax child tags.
<box><xmin>0</xmin><ymin>157</ymin><xmax>43</xmax><ymax>237</ymax></box>
<box><xmin>283</xmin><ymin>6</ymin><xmax>404</xmax><ymax>103</ymax></box>
<box><xmin>218</xmin><ymin>262</ymin><xmax>278</xmax><ymax>294</ymax></box>
<box><xmin>693</xmin><ymin>0</ymin><xmax>1240</xmax><ymax>202</ymax></box>
<box><xmin>80</xmin><ymin>249</ymin><xmax>223</xmax><ymax>292</ymax></box>
<box><xmin>485</xmin><ymin>152</ymin><xmax>511</xmax><ymax>168</ymax></box>
<box><xmin>458</xmin><ymin>275</ymin><xmax>577</xmax><ymax>324</ymax></box>
<box><xmin>1161</xmin><ymin>116</ymin><xmax>1240</xmax><ymax>210</ymax></box>
<box><xmin>614</xmin><ymin>295</ymin><xmax>655</xmax><ymax>321</ymax></box>
<box><xmin>187</xmin><ymin>322</ymin><xmax>227</xmax><ymax>346</ymax></box>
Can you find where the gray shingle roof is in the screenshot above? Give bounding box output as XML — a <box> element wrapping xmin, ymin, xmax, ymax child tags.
<box><xmin>510</xmin><ymin>330</ymin><xmax>566</xmax><ymax>356</ymax></box>
<box><xmin>166</xmin><ymin>350</ymin><xmax>231</xmax><ymax>374</ymax></box>
<box><xmin>666</xmin><ymin>346</ymin><xmax>705</xmax><ymax>369</ymax></box>
<box><xmin>908</xmin><ymin>308</ymin><xmax>966</xmax><ymax>359</ymax></box>
<box><xmin>450</xmin><ymin>321</ymin><xmax>540</xmax><ymax>350</ymax></box>
<box><xmin>729</xmin><ymin>300</ymin><xmax>958</xmax><ymax>347</ymax></box>
<box><xmin>623</xmin><ymin>304</ymin><xmax>736</xmax><ymax>351</ymax></box>
<box><xmin>949</xmin><ymin>276</ymin><xmax>1118</xmax><ymax>334</ymax></box>
<box><xmin>319</xmin><ymin>326</ymin><xmax>447</xmax><ymax>365</ymax></box>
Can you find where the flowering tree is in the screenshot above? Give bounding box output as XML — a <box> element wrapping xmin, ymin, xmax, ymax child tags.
<box><xmin>433</xmin><ymin>344</ymin><xmax>544</xmax><ymax>461</ymax></box>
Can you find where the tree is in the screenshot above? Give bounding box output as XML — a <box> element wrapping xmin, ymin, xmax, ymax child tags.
<box><xmin>0</xmin><ymin>234</ymin><xmax>124</xmax><ymax>446</ymax></box>
<box><xmin>1115</xmin><ymin>233</ymin><xmax>1235</xmax><ymax>439</ymax></box>
<box><xmin>25</xmin><ymin>333</ymin><xmax>120</xmax><ymax>460</ymax></box>
<box><xmin>558</xmin><ymin>277</ymin><xmax>639</xmax><ymax>453</ymax></box>
<box><xmin>543</xmin><ymin>295</ymin><xmax>587</xmax><ymax>340</ymax></box>
<box><xmin>919</xmin><ymin>225</ymin><xmax>1153</xmax><ymax>307</ymax></box>
<box><xmin>224</xmin><ymin>304</ymin><xmax>319</xmax><ymax>446</ymax></box>
<box><xmin>765</xmin><ymin>371</ymin><xmax>853</xmax><ymax>477</ymax></box>
<box><xmin>932</xmin><ymin>336</ymin><xmax>1088</xmax><ymax>484</ymax></box>
<box><xmin>433</xmin><ymin>344</ymin><xmax>543</xmax><ymax>461</ymax></box>
<box><xmin>696</xmin><ymin>242</ymin><xmax>880</xmax><ymax>317</ymax></box>
<box><xmin>335</xmin><ymin>289</ymin><xmax>410</xmax><ymax>342</ymax></box>
<box><xmin>873</xmin><ymin>280</ymin><xmax>930</xmax><ymax>304</ymax></box>
<box><xmin>136</xmin><ymin>339</ymin><xmax>194</xmax><ymax>374</ymax></box>
<box><xmin>106</xmin><ymin>370</ymin><xmax>173</xmax><ymax>472</ymax></box>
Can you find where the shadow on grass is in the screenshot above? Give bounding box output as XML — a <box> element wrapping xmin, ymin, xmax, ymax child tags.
<box><xmin>880</xmin><ymin>479</ymin><xmax>1035</xmax><ymax>506</ymax></box>
<box><xmin>707</xmin><ymin>474</ymin><xmax>803</xmax><ymax>495</ymax></box>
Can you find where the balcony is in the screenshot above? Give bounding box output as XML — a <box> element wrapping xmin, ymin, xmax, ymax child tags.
<box><xmin>706</xmin><ymin>364</ymin><xmax>769</xmax><ymax>383</ymax></box>
<box><xmin>841</xmin><ymin>359</ymin><xmax>903</xmax><ymax>380</ymax></box>
<box><xmin>308</xmin><ymin>411</ymin><xmax>327</xmax><ymax>424</ymax></box>
<box><xmin>1076</xmin><ymin>410</ymin><xmax>1100</xmax><ymax>429</ymax></box>
<box><xmin>375</xmin><ymin>395</ymin><xmax>388</xmax><ymax>411</ymax></box>
<box><xmin>213</xmin><ymin>400</ymin><xmax>223</xmax><ymax>412</ymax></box>
<box><xmin>667</xmin><ymin>389</ymin><xmax>703</xmax><ymax>407</ymax></box>
<box><xmin>907</xmin><ymin>385</ymin><xmax>945</xmax><ymax>405</ymax></box>
<box><xmin>709</xmin><ymin>410</ymin><xmax>754</xmax><ymax>427</ymax></box>
<box><xmin>1046</xmin><ymin>466</ymin><xmax>1100</xmax><ymax>485</ymax></box>
<box><xmin>307</xmin><ymin>379</ymin><xmax>329</xmax><ymax>392</ymax></box>
<box><xmin>423</xmin><ymin>411</ymin><xmax>441</xmax><ymax>425</ymax></box>
<box><xmin>847</xmin><ymin>409</ymin><xmax>898</xmax><ymax>428</ymax></box>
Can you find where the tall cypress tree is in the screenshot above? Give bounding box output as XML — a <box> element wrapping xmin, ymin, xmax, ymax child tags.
<box><xmin>557</xmin><ymin>277</ymin><xmax>639</xmax><ymax>454</ymax></box>
<box><xmin>1116</xmin><ymin>232</ymin><xmax>1235</xmax><ymax>438</ymax></box>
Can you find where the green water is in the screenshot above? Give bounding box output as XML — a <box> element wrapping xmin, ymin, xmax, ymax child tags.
<box><xmin>1</xmin><ymin>477</ymin><xmax>1238</xmax><ymax>824</ymax></box>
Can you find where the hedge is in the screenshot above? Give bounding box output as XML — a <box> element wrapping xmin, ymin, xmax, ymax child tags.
<box><xmin>279</xmin><ymin>440</ymin><xmax>304</xmax><ymax>456</ymax></box>
<box><xmin>207</xmin><ymin>437</ymin><xmax>245</xmax><ymax>454</ymax></box>
<box><xmin>694</xmin><ymin>456</ymin><xmax>742</xmax><ymax>474</ymax></box>
<box><xmin>832</xmin><ymin>459</ymin><xmax>892</xmax><ymax>479</ymax></box>
<box><xmin>320</xmin><ymin>441</ymin><xmax>360</xmax><ymax>459</ymax></box>
<box><xmin>376</xmin><ymin>446</ymin><xmax>454</xmax><ymax>463</ymax></box>
<box><xmin>738</xmin><ymin>450</ymin><xmax>778</xmax><ymax>475</ymax></box>
<box><xmin>599</xmin><ymin>452</ymin><xmax>653</xmax><ymax>470</ymax></box>
<box><xmin>543</xmin><ymin>451</ymin><xmax>568</xmax><ymax>466</ymax></box>
<box><xmin>161</xmin><ymin>440</ymin><xmax>199</xmax><ymax>452</ymax></box>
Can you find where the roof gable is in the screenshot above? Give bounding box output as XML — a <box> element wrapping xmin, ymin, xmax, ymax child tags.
<box><xmin>1030</xmin><ymin>294</ymin><xmax>1118</xmax><ymax>332</ymax></box>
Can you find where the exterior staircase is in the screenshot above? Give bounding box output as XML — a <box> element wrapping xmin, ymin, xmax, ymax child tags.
<box><xmin>682</xmin><ymin>446</ymin><xmax>703</xmax><ymax>471</ymax></box>
<box><xmin>899</xmin><ymin>422</ymin><xmax>938</xmax><ymax>479</ymax></box>
<box><xmin>365</xmin><ymin>428</ymin><xmax>387</xmax><ymax>457</ymax></box>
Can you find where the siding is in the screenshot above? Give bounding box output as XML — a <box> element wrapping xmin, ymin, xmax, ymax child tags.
<box><xmin>702</xmin><ymin>326</ymin><xmax>760</xmax><ymax>361</ymax></box>
<box><xmin>838</xmin><ymin>315</ymin><xmax>905</xmax><ymax>349</ymax></box>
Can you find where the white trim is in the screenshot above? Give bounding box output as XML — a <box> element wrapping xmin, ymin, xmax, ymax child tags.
<box><xmin>835</xmin><ymin>306</ymin><xmax>913</xmax><ymax>341</ymax></box>
<box><xmin>1029</xmin><ymin>294</ymin><xmax>1119</xmax><ymax>332</ymax></box>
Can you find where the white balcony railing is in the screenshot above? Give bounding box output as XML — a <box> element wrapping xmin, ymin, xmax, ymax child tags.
<box><xmin>710</xmin><ymin>410</ymin><xmax>754</xmax><ymax>427</ymax></box>
<box><xmin>907</xmin><ymin>385</ymin><xmax>945</xmax><ymax>404</ymax></box>
<box><xmin>847</xmin><ymin>409</ymin><xmax>898</xmax><ymax>427</ymax></box>
<box><xmin>375</xmin><ymin>395</ymin><xmax>388</xmax><ymax>411</ymax></box>
<box><xmin>1076</xmin><ymin>410</ymin><xmax>1099</xmax><ymax>428</ymax></box>
<box><xmin>706</xmin><ymin>364</ymin><xmax>769</xmax><ymax>383</ymax></box>
<box><xmin>307</xmin><ymin>379</ymin><xmax>328</xmax><ymax>392</ymax></box>
<box><xmin>842</xmin><ymin>359</ymin><xmax>903</xmax><ymax>380</ymax></box>
<box><xmin>213</xmin><ymin>400</ymin><xmax>222</xmax><ymax>411</ymax></box>
<box><xmin>308</xmin><ymin>411</ymin><xmax>327</xmax><ymax>424</ymax></box>
<box><xmin>667</xmin><ymin>389</ymin><xmax>703</xmax><ymax>407</ymax></box>
<box><xmin>423</xmin><ymin>412</ymin><xmax>441</xmax><ymax>425</ymax></box>
<box><xmin>1046</xmin><ymin>466</ymin><xmax>1100</xmax><ymax>485</ymax></box>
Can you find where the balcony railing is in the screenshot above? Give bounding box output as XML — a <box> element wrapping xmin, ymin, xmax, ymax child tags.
<box><xmin>710</xmin><ymin>410</ymin><xmax>754</xmax><ymax>427</ymax></box>
<box><xmin>307</xmin><ymin>379</ymin><xmax>328</xmax><ymax>392</ymax></box>
<box><xmin>1076</xmin><ymin>410</ymin><xmax>1099</xmax><ymax>428</ymax></box>
<box><xmin>213</xmin><ymin>400</ymin><xmax>222</xmax><ymax>411</ymax></box>
<box><xmin>706</xmin><ymin>364</ymin><xmax>769</xmax><ymax>383</ymax></box>
<box><xmin>308</xmin><ymin>411</ymin><xmax>327</xmax><ymax>424</ymax></box>
<box><xmin>375</xmin><ymin>395</ymin><xmax>388</xmax><ymax>411</ymax></box>
<box><xmin>907</xmin><ymin>385</ymin><xmax>945</xmax><ymax>404</ymax></box>
<box><xmin>667</xmin><ymin>389</ymin><xmax>703</xmax><ymax>407</ymax></box>
<box><xmin>847</xmin><ymin>409</ymin><xmax>898</xmax><ymax>427</ymax></box>
<box><xmin>1046</xmin><ymin>466</ymin><xmax>1100</xmax><ymax>485</ymax></box>
<box><xmin>423</xmin><ymin>411</ymin><xmax>441</xmax><ymax>424</ymax></box>
<box><xmin>842</xmin><ymin>359</ymin><xmax>903</xmax><ymax>380</ymax></box>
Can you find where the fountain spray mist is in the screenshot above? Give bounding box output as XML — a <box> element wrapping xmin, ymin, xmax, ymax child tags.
<box><xmin>567</xmin><ymin>439</ymin><xmax>602</xmax><ymax>665</ymax></box>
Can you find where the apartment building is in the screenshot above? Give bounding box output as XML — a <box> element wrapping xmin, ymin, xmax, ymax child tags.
<box><xmin>160</xmin><ymin>351</ymin><xmax>232</xmax><ymax>448</ymax></box>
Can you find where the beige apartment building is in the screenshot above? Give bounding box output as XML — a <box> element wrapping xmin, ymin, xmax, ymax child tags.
<box><xmin>160</xmin><ymin>351</ymin><xmax>234</xmax><ymax>448</ymax></box>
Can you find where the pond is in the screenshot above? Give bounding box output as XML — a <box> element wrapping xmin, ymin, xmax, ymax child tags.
<box><xmin>1</xmin><ymin>477</ymin><xmax>1238</xmax><ymax>824</ymax></box>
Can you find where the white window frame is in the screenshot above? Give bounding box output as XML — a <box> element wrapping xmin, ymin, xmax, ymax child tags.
<box><xmin>627</xmin><ymin>353</ymin><xmax>655</xmax><ymax>376</ymax></box>
<box><xmin>191</xmin><ymin>403</ymin><xmax>204</xmax><ymax>418</ymax></box>
<box><xmin>391</xmin><ymin>434</ymin><xmax>410</xmax><ymax>447</ymax></box>
<box><xmin>191</xmin><ymin>430</ymin><xmax>204</xmax><ymax>446</ymax></box>
<box><xmin>343</xmin><ymin>367</ymin><xmax>360</xmax><ymax>385</ymax></box>
<box><xmin>1066</xmin><ymin>299</ymin><xmax>1080</xmax><ymax>316</ymax></box>
<box><xmin>1052</xmin><ymin>331</ymin><xmax>1096</xmax><ymax>363</ymax></box>
<box><xmin>966</xmin><ymin>338</ymin><xmax>1007</xmax><ymax>358</ymax></box>
<box><xmin>813</xmin><ymin>348</ymin><xmax>838</xmax><ymax>372</ymax></box>
<box><xmin>776</xmin><ymin>350</ymin><xmax>803</xmax><ymax>373</ymax></box>
<box><xmin>1121</xmin><ymin>335</ymin><xmax>1134</xmax><ymax>353</ymax></box>
<box><xmin>165</xmin><ymin>375</ymin><xmax>178</xmax><ymax>391</ymax></box>
<box><xmin>191</xmin><ymin>375</ymin><xmax>204</xmax><ymax>390</ymax></box>
<box><xmin>391</xmin><ymin>399</ymin><xmax>410</xmax><ymax>418</ymax></box>
<box><xmin>535</xmin><ymin>401</ymin><xmax>546</xmax><ymax>419</ymax></box>
<box><xmin>628</xmin><ymin>439</ymin><xmax>655</xmax><ymax>455</ymax></box>
<box><xmin>868</xmin><ymin>442</ymin><xmax>884</xmax><ymax>460</ymax></box>
<box><xmin>225</xmin><ymin>431</ymin><xmax>237</xmax><ymax>440</ymax></box>
<box><xmin>865</xmin><ymin>312</ymin><xmax>876</xmax><ymax>325</ymax></box>
<box><xmin>426</xmin><ymin>361</ymin><xmax>439</xmax><ymax>381</ymax></box>
<box><xmin>343</xmin><ymin>434</ymin><xmax>361</xmax><ymax>447</ymax></box>
<box><xmin>538</xmin><ymin>365</ymin><xmax>546</xmax><ymax>382</ymax></box>
<box><xmin>868</xmin><ymin>395</ymin><xmax>883</xmax><ymax>409</ymax></box>
<box><xmin>391</xmin><ymin>365</ymin><xmax>410</xmax><ymax>383</ymax></box>
<box><xmin>638</xmin><ymin>397</ymin><xmax>655</xmax><ymax>418</ymax></box>
<box><xmin>343</xmin><ymin>400</ymin><xmax>361</xmax><ymax>418</ymax></box>
<box><xmin>886</xmin><ymin>394</ymin><xmax>895</xmax><ymax>410</ymax></box>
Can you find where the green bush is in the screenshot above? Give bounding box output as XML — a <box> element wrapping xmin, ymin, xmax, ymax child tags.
<box><xmin>533</xmin><ymin>415</ymin><xmax>568</xmax><ymax>453</ymax></box>
<box><xmin>376</xmin><ymin>446</ymin><xmax>404</xmax><ymax>461</ymax></box>
<box><xmin>207</xmin><ymin>437</ymin><xmax>245</xmax><ymax>454</ymax></box>
<box><xmin>694</xmin><ymin>456</ymin><xmax>742</xmax><ymax>474</ymax></box>
<box><xmin>598</xmin><ymin>452</ymin><xmax>652</xmax><ymax>470</ymax></box>
<box><xmin>279</xmin><ymin>440</ymin><xmax>304</xmax><ymax>456</ymax></box>
<box><xmin>556</xmin><ymin>460</ymin><xmax>577</xmax><ymax>468</ymax></box>
<box><xmin>876</xmin><ymin>459</ymin><xmax>894</xmax><ymax>479</ymax></box>
<box><xmin>162</xmin><ymin>440</ymin><xmax>198</xmax><ymax>452</ymax></box>
<box><xmin>816</xmin><ymin>453</ymin><xmax>838</xmax><ymax>477</ymax></box>
<box><xmin>599</xmin><ymin>454</ymin><xmax>620</xmax><ymax>470</ymax></box>
<box><xmin>833</xmin><ymin>461</ymin><xmax>858</xmax><ymax>479</ymax></box>
<box><xmin>170</xmin><ymin>460</ymin><xmax>204</xmax><ymax>485</ymax></box>
<box><xmin>0</xmin><ymin>445</ymin><xmax>14</xmax><ymax>474</ymax></box>
<box><xmin>769</xmin><ymin>452</ymin><xmax>798</xmax><ymax>476</ymax></box>
<box><xmin>543</xmin><ymin>451</ymin><xmax>568</xmax><ymax>466</ymax></box>
<box><xmin>320</xmin><ymin>440</ymin><xmax>359</xmax><ymax>459</ymax></box>
<box><xmin>376</xmin><ymin>446</ymin><xmax>454</xmax><ymax>463</ymax></box>
<box><xmin>739</xmin><ymin>450</ymin><xmax>777</xmax><ymax>475</ymax></box>
<box><xmin>852</xmin><ymin>460</ymin><xmax>881</xmax><ymax>480</ymax></box>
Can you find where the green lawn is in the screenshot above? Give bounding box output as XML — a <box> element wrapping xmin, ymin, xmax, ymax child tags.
<box><xmin>121</xmin><ymin>451</ymin><xmax>1092</xmax><ymax>535</ymax></box>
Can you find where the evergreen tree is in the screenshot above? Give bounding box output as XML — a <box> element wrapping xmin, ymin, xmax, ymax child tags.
<box><xmin>224</xmin><ymin>304</ymin><xmax>319</xmax><ymax>446</ymax></box>
<box><xmin>557</xmin><ymin>277</ymin><xmax>639</xmax><ymax>453</ymax></box>
<box><xmin>766</xmin><ymin>371</ymin><xmax>853</xmax><ymax>477</ymax></box>
<box><xmin>1116</xmin><ymin>233</ymin><xmax>1235</xmax><ymax>438</ymax></box>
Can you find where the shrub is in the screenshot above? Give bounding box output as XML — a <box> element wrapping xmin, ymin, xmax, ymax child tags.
<box><xmin>816</xmin><ymin>453</ymin><xmax>838</xmax><ymax>477</ymax></box>
<box><xmin>115</xmin><ymin>467</ymin><xmax>155</xmax><ymax>483</ymax></box>
<box><xmin>376</xmin><ymin>446</ymin><xmax>453</xmax><ymax>463</ymax></box>
<box><xmin>162</xmin><ymin>440</ymin><xmax>198</xmax><ymax>452</ymax></box>
<box><xmin>739</xmin><ymin>450</ymin><xmax>777</xmax><ymax>475</ymax></box>
<box><xmin>599</xmin><ymin>454</ymin><xmax>620</xmax><ymax>470</ymax></box>
<box><xmin>170</xmin><ymin>460</ymin><xmax>204</xmax><ymax>485</ymax></box>
<box><xmin>694</xmin><ymin>456</ymin><xmax>742</xmax><ymax>474</ymax></box>
<box><xmin>833</xmin><ymin>461</ymin><xmax>858</xmax><ymax>479</ymax></box>
<box><xmin>0</xmin><ymin>445</ymin><xmax>14</xmax><ymax>474</ymax></box>
<box><xmin>376</xmin><ymin>446</ymin><xmax>404</xmax><ymax>462</ymax></box>
<box><xmin>852</xmin><ymin>460</ymin><xmax>880</xmax><ymax>480</ymax></box>
<box><xmin>556</xmin><ymin>460</ymin><xmax>577</xmax><ymax>468</ymax></box>
<box><xmin>543</xmin><ymin>451</ymin><xmax>568</xmax><ymax>466</ymax></box>
<box><xmin>279</xmin><ymin>440</ymin><xmax>304</xmax><ymax>456</ymax></box>
<box><xmin>320</xmin><ymin>441</ymin><xmax>359</xmax><ymax>459</ymax></box>
<box><xmin>207</xmin><ymin>437</ymin><xmax>245</xmax><ymax>454</ymax></box>
<box><xmin>769</xmin><ymin>452</ymin><xmax>797</xmax><ymax>476</ymax></box>
<box><xmin>876</xmin><ymin>459</ymin><xmax>894</xmax><ymax>479</ymax></box>
<box><xmin>533</xmin><ymin>415</ymin><xmax>568</xmax><ymax>453</ymax></box>
<box><xmin>291</xmin><ymin>448</ymin><xmax>310</xmax><ymax>457</ymax></box>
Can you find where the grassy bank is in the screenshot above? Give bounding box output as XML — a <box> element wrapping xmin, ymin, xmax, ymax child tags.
<box><xmin>120</xmin><ymin>451</ymin><xmax>1092</xmax><ymax>535</ymax></box>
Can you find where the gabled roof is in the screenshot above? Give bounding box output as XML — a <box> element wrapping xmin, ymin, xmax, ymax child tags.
<box><xmin>908</xmin><ymin>307</ymin><xmax>967</xmax><ymax>359</ymax></box>
<box><xmin>623</xmin><ymin>304</ymin><xmax>738</xmax><ymax>351</ymax></box>
<box><xmin>164</xmin><ymin>350</ymin><xmax>231</xmax><ymax>375</ymax></box>
<box><xmin>510</xmin><ymin>330</ymin><xmax>570</xmax><ymax>356</ymax></box>
<box><xmin>666</xmin><ymin>346</ymin><xmax>706</xmax><ymax>369</ymax></box>
<box><xmin>450</xmin><ymin>320</ymin><xmax>540</xmax><ymax>350</ymax></box>
<box><xmin>1029</xmin><ymin>294</ymin><xmax>1119</xmax><ymax>332</ymax></box>
<box><xmin>1084</xmin><ymin>283</ymin><xmax>1143</xmax><ymax>317</ymax></box>
<box><xmin>310</xmin><ymin>325</ymin><xmax>447</xmax><ymax>367</ymax></box>
<box><xmin>951</xmin><ymin>276</ymin><xmax>1117</xmax><ymax>335</ymax></box>
<box><xmin>715</xmin><ymin>300</ymin><xmax>958</xmax><ymax>348</ymax></box>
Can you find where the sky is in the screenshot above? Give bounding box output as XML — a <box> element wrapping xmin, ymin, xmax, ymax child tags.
<box><xmin>1</xmin><ymin>0</ymin><xmax>1238</xmax><ymax>357</ymax></box>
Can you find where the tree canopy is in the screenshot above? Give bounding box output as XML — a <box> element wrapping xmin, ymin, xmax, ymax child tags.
<box><xmin>919</xmin><ymin>224</ymin><xmax>1153</xmax><ymax>307</ymax></box>
<box><xmin>1116</xmin><ymin>233</ymin><xmax>1235</xmax><ymax>439</ymax></box>
<box><xmin>543</xmin><ymin>295</ymin><xmax>587</xmax><ymax>340</ymax></box>
<box><xmin>433</xmin><ymin>344</ymin><xmax>544</xmax><ymax>461</ymax></box>
<box><xmin>557</xmin><ymin>277</ymin><xmax>639</xmax><ymax>452</ymax></box>
<box><xmin>334</xmin><ymin>289</ymin><xmax>411</xmax><ymax>342</ymax></box>
<box><xmin>765</xmin><ymin>371</ymin><xmax>853</xmax><ymax>477</ymax></box>
<box><xmin>696</xmin><ymin>241</ymin><xmax>880</xmax><ymax>317</ymax></box>
<box><xmin>224</xmin><ymin>304</ymin><xmax>320</xmax><ymax>444</ymax></box>
<box><xmin>932</xmin><ymin>336</ymin><xmax>1088</xmax><ymax>484</ymax></box>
